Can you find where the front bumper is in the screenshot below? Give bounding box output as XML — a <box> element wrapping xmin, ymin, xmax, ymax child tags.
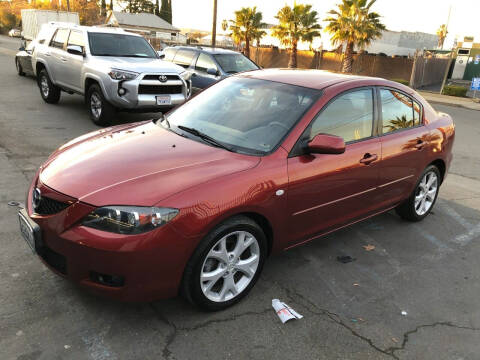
<box><xmin>23</xmin><ymin>179</ymin><xmax>195</xmax><ymax>302</ymax></box>
<box><xmin>103</xmin><ymin>73</ymin><xmax>191</xmax><ymax>110</ymax></box>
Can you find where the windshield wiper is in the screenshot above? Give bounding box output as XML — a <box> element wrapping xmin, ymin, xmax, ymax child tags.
<box><xmin>177</xmin><ymin>125</ymin><xmax>233</xmax><ymax>152</ymax></box>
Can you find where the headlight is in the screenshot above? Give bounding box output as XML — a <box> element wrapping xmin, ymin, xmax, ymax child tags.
<box><xmin>179</xmin><ymin>70</ymin><xmax>193</xmax><ymax>81</ymax></box>
<box><xmin>108</xmin><ymin>69</ymin><xmax>139</xmax><ymax>81</ymax></box>
<box><xmin>82</xmin><ymin>206</ymin><xmax>178</xmax><ymax>235</ymax></box>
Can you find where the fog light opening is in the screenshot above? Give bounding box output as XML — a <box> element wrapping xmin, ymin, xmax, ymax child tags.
<box><xmin>90</xmin><ymin>271</ymin><xmax>125</xmax><ymax>287</ymax></box>
<box><xmin>118</xmin><ymin>87</ymin><xmax>127</xmax><ymax>96</ymax></box>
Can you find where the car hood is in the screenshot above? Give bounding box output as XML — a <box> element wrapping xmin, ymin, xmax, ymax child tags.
<box><xmin>39</xmin><ymin>121</ymin><xmax>260</xmax><ymax>206</ymax></box>
<box><xmin>93</xmin><ymin>56</ymin><xmax>185</xmax><ymax>74</ymax></box>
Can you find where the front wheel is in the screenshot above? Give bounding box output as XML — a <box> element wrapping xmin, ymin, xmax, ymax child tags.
<box><xmin>395</xmin><ymin>165</ymin><xmax>441</xmax><ymax>222</ymax></box>
<box><xmin>86</xmin><ymin>84</ymin><xmax>115</xmax><ymax>126</ymax></box>
<box><xmin>182</xmin><ymin>216</ymin><xmax>267</xmax><ymax>311</ymax></box>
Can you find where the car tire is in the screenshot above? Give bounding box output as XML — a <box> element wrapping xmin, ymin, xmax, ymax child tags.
<box><xmin>395</xmin><ymin>165</ymin><xmax>441</xmax><ymax>222</ymax></box>
<box><xmin>38</xmin><ymin>69</ymin><xmax>61</xmax><ymax>104</ymax></box>
<box><xmin>182</xmin><ymin>216</ymin><xmax>267</xmax><ymax>311</ymax></box>
<box><xmin>16</xmin><ymin>59</ymin><xmax>25</xmax><ymax>76</ymax></box>
<box><xmin>86</xmin><ymin>84</ymin><xmax>115</xmax><ymax>126</ymax></box>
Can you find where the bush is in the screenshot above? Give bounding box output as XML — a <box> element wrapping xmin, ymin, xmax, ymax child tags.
<box><xmin>442</xmin><ymin>85</ymin><xmax>468</xmax><ymax>97</ymax></box>
<box><xmin>391</xmin><ymin>78</ymin><xmax>410</xmax><ymax>86</ymax></box>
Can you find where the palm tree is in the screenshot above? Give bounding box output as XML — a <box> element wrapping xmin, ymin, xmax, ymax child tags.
<box><xmin>325</xmin><ymin>0</ymin><xmax>385</xmax><ymax>73</ymax></box>
<box><xmin>221</xmin><ymin>19</ymin><xmax>228</xmax><ymax>32</ymax></box>
<box><xmin>384</xmin><ymin>115</ymin><xmax>413</xmax><ymax>132</ymax></box>
<box><xmin>436</xmin><ymin>24</ymin><xmax>448</xmax><ymax>49</ymax></box>
<box><xmin>272</xmin><ymin>4</ymin><xmax>321</xmax><ymax>68</ymax></box>
<box><xmin>229</xmin><ymin>7</ymin><xmax>266</xmax><ymax>59</ymax></box>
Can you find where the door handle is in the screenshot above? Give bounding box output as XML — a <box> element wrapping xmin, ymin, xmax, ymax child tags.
<box><xmin>61</xmin><ymin>57</ymin><xmax>67</xmax><ymax>62</ymax></box>
<box><xmin>45</xmin><ymin>52</ymin><xmax>51</xmax><ymax>56</ymax></box>
<box><xmin>414</xmin><ymin>139</ymin><xmax>424</xmax><ymax>150</ymax></box>
<box><xmin>359</xmin><ymin>153</ymin><xmax>378</xmax><ymax>165</ymax></box>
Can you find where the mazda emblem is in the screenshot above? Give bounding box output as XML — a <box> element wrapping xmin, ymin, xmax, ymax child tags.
<box><xmin>32</xmin><ymin>187</ymin><xmax>41</xmax><ymax>210</ymax></box>
<box><xmin>158</xmin><ymin>75</ymin><xmax>168</xmax><ymax>83</ymax></box>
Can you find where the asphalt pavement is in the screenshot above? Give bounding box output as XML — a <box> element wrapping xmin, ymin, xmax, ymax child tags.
<box><xmin>1</xmin><ymin>35</ymin><xmax>480</xmax><ymax>360</ymax></box>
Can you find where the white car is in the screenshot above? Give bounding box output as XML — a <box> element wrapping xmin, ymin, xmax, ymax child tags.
<box><xmin>9</xmin><ymin>29</ymin><xmax>22</xmax><ymax>37</ymax></box>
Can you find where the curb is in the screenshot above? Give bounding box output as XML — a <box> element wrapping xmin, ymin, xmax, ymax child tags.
<box><xmin>426</xmin><ymin>99</ymin><xmax>480</xmax><ymax>111</ymax></box>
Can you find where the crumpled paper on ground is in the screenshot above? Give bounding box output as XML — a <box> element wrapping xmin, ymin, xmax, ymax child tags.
<box><xmin>272</xmin><ymin>299</ymin><xmax>303</xmax><ymax>323</ymax></box>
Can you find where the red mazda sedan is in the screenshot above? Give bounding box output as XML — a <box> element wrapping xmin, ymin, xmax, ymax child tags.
<box><xmin>19</xmin><ymin>70</ymin><xmax>454</xmax><ymax>310</ymax></box>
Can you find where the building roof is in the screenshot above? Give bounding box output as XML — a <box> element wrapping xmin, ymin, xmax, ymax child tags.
<box><xmin>108</xmin><ymin>11</ymin><xmax>180</xmax><ymax>32</ymax></box>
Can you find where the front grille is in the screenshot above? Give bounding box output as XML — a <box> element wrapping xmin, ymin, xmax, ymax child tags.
<box><xmin>38</xmin><ymin>245</ymin><xmax>67</xmax><ymax>274</ymax></box>
<box><xmin>143</xmin><ymin>74</ymin><xmax>180</xmax><ymax>81</ymax></box>
<box><xmin>34</xmin><ymin>196</ymin><xmax>70</xmax><ymax>215</ymax></box>
<box><xmin>138</xmin><ymin>85</ymin><xmax>183</xmax><ymax>95</ymax></box>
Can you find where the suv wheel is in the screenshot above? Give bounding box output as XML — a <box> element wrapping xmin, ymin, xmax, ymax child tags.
<box><xmin>38</xmin><ymin>69</ymin><xmax>61</xmax><ymax>104</ymax></box>
<box><xmin>182</xmin><ymin>216</ymin><xmax>267</xmax><ymax>311</ymax></box>
<box><xmin>16</xmin><ymin>59</ymin><xmax>25</xmax><ymax>76</ymax></box>
<box><xmin>87</xmin><ymin>84</ymin><xmax>115</xmax><ymax>126</ymax></box>
<box><xmin>395</xmin><ymin>165</ymin><xmax>441</xmax><ymax>222</ymax></box>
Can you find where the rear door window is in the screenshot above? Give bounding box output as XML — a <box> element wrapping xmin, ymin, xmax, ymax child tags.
<box><xmin>380</xmin><ymin>89</ymin><xmax>421</xmax><ymax>134</ymax></box>
<box><xmin>164</xmin><ymin>48</ymin><xmax>177</xmax><ymax>61</ymax></box>
<box><xmin>50</xmin><ymin>29</ymin><xmax>69</xmax><ymax>49</ymax></box>
<box><xmin>173</xmin><ymin>50</ymin><xmax>196</xmax><ymax>68</ymax></box>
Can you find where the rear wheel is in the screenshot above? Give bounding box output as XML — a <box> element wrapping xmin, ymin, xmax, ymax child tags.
<box><xmin>86</xmin><ymin>84</ymin><xmax>115</xmax><ymax>126</ymax></box>
<box><xmin>395</xmin><ymin>165</ymin><xmax>440</xmax><ymax>222</ymax></box>
<box><xmin>38</xmin><ymin>69</ymin><xmax>61</xmax><ymax>104</ymax></box>
<box><xmin>182</xmin><ymin>216</ymin><xmax>267</xmax><ymax>311</ymax></box>
<box><xmin>15</xmin><ymin>58</ymin><xmax>25</xmax><ymax>76</ymax></box>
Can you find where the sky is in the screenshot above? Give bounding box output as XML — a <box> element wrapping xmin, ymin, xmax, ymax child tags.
<box><xmin>169</xmin><ymin>0</ymin><xmax>480</xmax><ymax>48</ymax></box>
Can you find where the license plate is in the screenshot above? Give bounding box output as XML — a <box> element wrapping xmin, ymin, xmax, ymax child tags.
<box><xmin>18</xmin><ymin>210</ymin><xmax>39</xmax><ymax>253</ymax></box>
<box><xmin>156</xmin><ymin>95</ymin><xmax>171</xmax><ymax>105</ymax></box>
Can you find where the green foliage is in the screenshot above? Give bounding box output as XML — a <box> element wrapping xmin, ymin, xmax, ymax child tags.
<box><xmin>159</xmin><ymin>0</ymin><xmax>172</xmax><ymax>23</ymax></box>
<box><xmin>124</xmin><ymin>0</ymin><xmax>155</xmax><ymax>14</ymax></box>
<box><xmin>392</xmin><ymin>78</ymin><xmax>410</xmax><ymax>86</ymax></box>
<box><xmin>229</xmin><ymin>7</ymin><xmax>266</xmax><ymax>57</ymax></box>
<box><xmin>325</xmin><ymin>0</ymin><xmax>385</xmax><ymax>48</ymax></box>
<box><xmin>442</xmin><ymin>85</ymin><xmax>468</xmax><ymax>97</ymax></box>
<box><xmin>272</xmin><ymin>4</ymin><xmax>321</xmax><ymax>48</ymax></box>
<box><xmin>0</xmin><ymin>9</ymin><xmax>18</xmax><ymax>33</ymax></box>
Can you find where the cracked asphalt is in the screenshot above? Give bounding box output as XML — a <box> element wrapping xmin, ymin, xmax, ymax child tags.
<box><xmin>1</xmin><ymin>35</ymin><xmax>480</xmax><ymax>360</ymax></box>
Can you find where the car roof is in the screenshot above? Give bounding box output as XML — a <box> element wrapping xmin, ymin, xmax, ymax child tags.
<box><xmin>237</xmin><ymin>68</ymin><xmax>409</xmax><ymax>91</ymax></box>
<box><xmin>171</xmin><ymin>46</ymin><xmax>240</xmax><ymax>55</ymax></box>
<box><xmin>46</xmin><ymin>22</ymin><xmax>142</xmax><ymax>36</ymax></box>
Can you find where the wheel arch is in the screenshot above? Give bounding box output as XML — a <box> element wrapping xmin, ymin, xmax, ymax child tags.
<box><xmin>429</xmin><ymin>159</ymin><xmax>446</xmax><ymax>184</ymax></box>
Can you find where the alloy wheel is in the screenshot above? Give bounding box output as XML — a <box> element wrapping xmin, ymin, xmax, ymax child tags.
<box><xmin>200</xmin><ymin>231</ymin><xmax>260</xmax><ymax>302</ymax></box>
<box><xmin>40</xmin><ymin>75</ymin><xmax>49</xmax><ymax>98</ymax></box>
<box><xmin>414</xmin><ymin>170</ymin><xmax>438</xmax><ymax>216</ymax></box>
<box><xmin>90</xmin><ymin>92</ymin><xmax>102</xmax><ymax>120</ymax></box>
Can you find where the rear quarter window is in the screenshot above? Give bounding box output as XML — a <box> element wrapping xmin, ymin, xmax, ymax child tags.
<box><xmin>173</xmin><ymin>50</ymin><xmax>196</xmax><ymax>68</ymax></box>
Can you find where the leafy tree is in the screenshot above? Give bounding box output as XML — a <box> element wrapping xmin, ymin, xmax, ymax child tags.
<box><xmin>272</xmin><ymin>4</ymin><xmax>321</xmax><ymax>68</ymax></box>
<box><xmin>101</xmin><ymin>0</ymin><xmax>107</xmax><ymax>17</ymax></box>
<box><xmin>436</xmin><ymin>24</ymin><xmax>448</xmax><ymax>49</ymax></box>
<box><xmin>229</xmin><ymin>7</ymin><xmax>266</xmax><ymax>59</ymax></box>
<box><xmin>159</xmin><ymin>0</ymin><xmax>172</xmax><ymax>23</ymax></box>
<box><xmin>221</xmin><ymin>19</ymin><xmax>228</xmax><ymax>32</ymax></box>
<box><xmin>110</xmin><ymin>0</ymin><xmax>114</xmax><ymax>10</ymax></box>
<box><xmin>325</xmin><ymin>0</ymin><xmax>385</xmax><ymax>73</ymax></box>
<box><xmin>124</xmin><ymin>0</ymin><xmax>155</xmax><ymax>13</ymax></box>
<box><xmin>155</xmin><ymin>0</ymin><xmax>159</xmax><ymax>16</ymax></box>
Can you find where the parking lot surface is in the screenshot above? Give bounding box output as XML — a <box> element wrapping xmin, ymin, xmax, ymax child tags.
<box><xmin>1</xmin><ymin>35</ymin><xmax>480</xmax><ymax>360</ymax></box>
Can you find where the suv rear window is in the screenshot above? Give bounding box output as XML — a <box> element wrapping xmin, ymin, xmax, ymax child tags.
<box><xmin>174</xmin><ymin>50</ymin><xmax>196</xmax><ymax>68</ymax></box>
<box><xmin>50</xmin><ymin>29</ymin><xmax>69</xmax><ymax>49</ymax></box>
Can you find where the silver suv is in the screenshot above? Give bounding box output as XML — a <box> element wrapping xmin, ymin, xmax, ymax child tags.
<box><xmin>32</xmin><ymin>23</ymin><xmax>192</xmax><ymax>125</ymax></box>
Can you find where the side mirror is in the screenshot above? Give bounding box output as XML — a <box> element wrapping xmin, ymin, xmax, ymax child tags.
<box><xmin>19</xmin><ymin>40</ymin><xmax>26</xmax><ymax>51</ymax></box>
<box><xmin>67</xmin><ymin>45</ymin><xmax>84</xmax><ymax>56</ymax></box>
<box><xmin>157</xmin><ymin>51</ymin><xmax>165</xmax><ymax>59</ymax></box>
<box><xmin>206</xmin><ymin>67</ymin><xmax>219</xmax><ymax>76</ymax></box>
<box><xmin>307</xmin><ymin>134</ymin><xmax>345</xmax><ymax>154</ymax></box>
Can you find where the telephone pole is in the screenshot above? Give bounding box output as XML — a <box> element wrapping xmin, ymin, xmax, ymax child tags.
<box><xmin>211</xmin><ymin>0</ymin><xmax>217</xmax><ymax>47</ymax></box>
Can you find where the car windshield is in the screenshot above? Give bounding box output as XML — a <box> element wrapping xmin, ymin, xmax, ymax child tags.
<box><xmin>213</xmin><ymin>54</ymin><xmax>259</xmax><ymax>74</ymax></box>
<box><xmin>164</xmin><ymin>77</ymin><xmax>320</xmax><ymax>155</ymax></box>
<box><xmin>88</xmin><ymin>33</ymin><xmax>157</xmax><ymax>58</ymax></box>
